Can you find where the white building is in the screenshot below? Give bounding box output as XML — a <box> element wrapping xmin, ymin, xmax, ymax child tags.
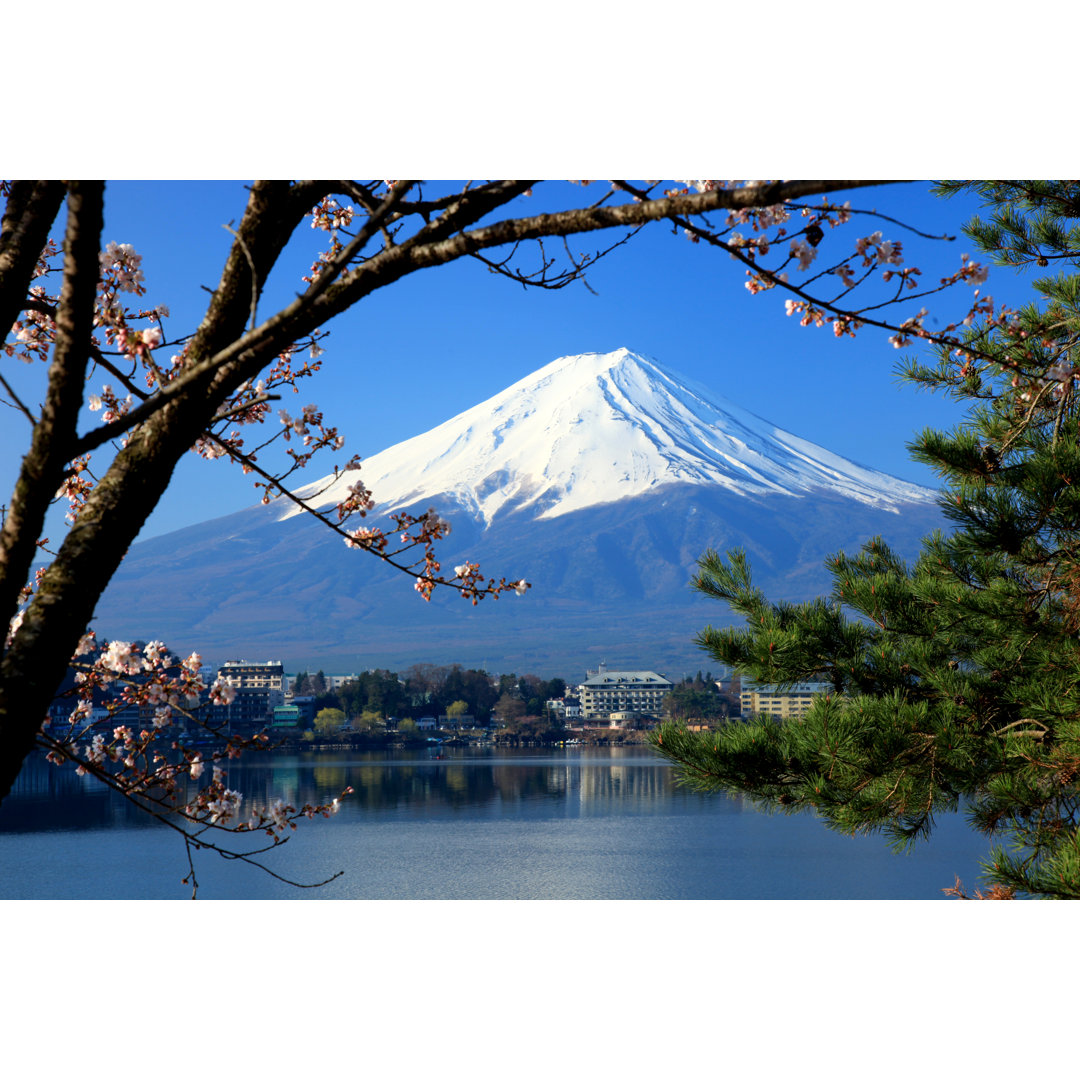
<box><xmin>579</xmin><ymin>668</ymin><xmax>672</xmax><ymax>720</ymax></box>
<box><xmin>217</xmin><ymin>660</ymin><xmax>287</xmax><ymax>725</ymax></box>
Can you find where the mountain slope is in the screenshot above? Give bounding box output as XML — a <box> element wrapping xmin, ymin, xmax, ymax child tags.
<box><xmin>93</xmin><ymin>349</ymin><xmax>945</xmax><ymax>676</ymax></box>
<box><xmin>281</xmin><ymin>348</ymin><xmax>934</xmax><ymax>524</ymax></box>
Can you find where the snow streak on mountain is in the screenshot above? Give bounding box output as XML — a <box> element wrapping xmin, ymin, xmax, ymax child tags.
<box><xmin>283</xmin><ymin>348</ymin><xmax>934</xmax><ymax>528</ymax></box>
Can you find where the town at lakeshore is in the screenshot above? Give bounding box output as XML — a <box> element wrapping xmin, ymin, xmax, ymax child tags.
<box><xmin>49</xmin><ymin>647</ymin><xmax>833</xmax><ymax>748</ymax></box>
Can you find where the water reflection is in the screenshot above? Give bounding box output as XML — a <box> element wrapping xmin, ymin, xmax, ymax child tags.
<box><xmin>0</xmin><ymin>746</ymin><xmax>700</xmax><ymax>834</ymax></box>
<box><xmin>227</xmin><ymin>747</ymin><xmax>694</xmax><ymax>820</ymax></box>
<box><xmin>0</xmin><ymin>746</ymin><xmax>996</xmax><ymax>900</ymax></box>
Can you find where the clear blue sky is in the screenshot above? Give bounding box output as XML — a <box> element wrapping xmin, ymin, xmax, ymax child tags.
<box><xmin>2</xmin><ymin>180</ymin><xmax>1035</xmax><ymax>542</ymax></box>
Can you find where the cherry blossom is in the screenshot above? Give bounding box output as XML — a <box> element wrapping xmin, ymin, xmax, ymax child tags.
<box><xmin>789</xmin><ymin>238</ymin><xmax>817</xmax><ymax>271</ymax></box>
<box><xmin>99</xmin><ymin>242</ymin><xmax>146</xmax><ymax>294</ymax></box>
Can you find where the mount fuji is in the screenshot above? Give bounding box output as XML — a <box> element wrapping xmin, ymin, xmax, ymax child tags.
<box><xmin>93</xmin><ymin>349</ymin><xmax>945</xmax><ymax>677</ymax></box>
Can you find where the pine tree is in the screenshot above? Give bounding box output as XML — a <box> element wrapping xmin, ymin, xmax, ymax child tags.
<box><xmin>650</xmin><ymin>182</ymin><xmax>1080</xmax><ymax>899</ymax></box>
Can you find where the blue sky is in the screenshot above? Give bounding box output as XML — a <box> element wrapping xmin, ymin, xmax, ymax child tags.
<box><xmin>2</xmin><ymin>180</ymin><xmax>1034</xmax><ymax>542</ymax></box>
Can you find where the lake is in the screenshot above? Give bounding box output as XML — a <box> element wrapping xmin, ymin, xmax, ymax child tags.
<box><xmin>0</xmin><ymin>745</ymin><xmax>995</xmax><ymax>899</ymax></box>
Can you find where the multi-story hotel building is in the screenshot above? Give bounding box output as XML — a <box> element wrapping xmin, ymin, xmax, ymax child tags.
<box><xmin>216</xmin><ymin>660</ymin><xmax>287</xmax><ymax>729</ymax></box>
<box><xmin>579</xmin><ymin>669</ymin><xmax>673</xmax><ymax>720</ymax></box>
<box><xmin>219</xmin><ymin>660</ymin><xmax>287</xmax><ymax>693</ymax></box>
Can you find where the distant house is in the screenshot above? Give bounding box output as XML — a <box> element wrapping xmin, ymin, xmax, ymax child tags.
<box><xmin>272</xmin><ymin>704</ymin><xmax>302</xmax><ymax>729</ymax></box>
<box><xmin>416</xmin><ymin>717</ymin><xmax>438</xmax><ymax>732</ymax></box>
<box><xmin>546</xmin><ymin>697</ymin><xmax>582</xmax><ymax>722</ymax></box>
<box><xmin>440</xmin><ymin>713</ymin><xmax>475</xmax><ymax>730</ymax></box>
<box><xmin>326</xmin><ymin>673</ymin><xmax>360</xmax><ymax>690</ymax></box>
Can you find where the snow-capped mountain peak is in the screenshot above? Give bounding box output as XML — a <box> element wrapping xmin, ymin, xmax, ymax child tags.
<box><xmin>285</xmin><ymin>348</ymin><xmax>934</xmax><ymax>526</ymax></box>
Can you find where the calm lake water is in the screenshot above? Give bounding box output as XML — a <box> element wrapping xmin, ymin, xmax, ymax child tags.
<box><xmin>0</xmin><ymin>745</ymin><xmax>995</xmax><ymax>899</ymax></box>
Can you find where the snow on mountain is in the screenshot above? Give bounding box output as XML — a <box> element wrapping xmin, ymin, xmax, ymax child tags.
<box><xmin>98</xmin><ymin>347</ymin><xmax>947</xmax><ymax>673</ymax></box>
<box><xmin>281</xmin><ymin>347</ymin><xmax>934</xmax><ymax>528</ymax></box>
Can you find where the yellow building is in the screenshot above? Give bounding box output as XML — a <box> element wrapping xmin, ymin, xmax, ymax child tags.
<box><xmin>740</xmin><ymin>681</ymin><xmax>832</xmax><ymax>720</ymax></box>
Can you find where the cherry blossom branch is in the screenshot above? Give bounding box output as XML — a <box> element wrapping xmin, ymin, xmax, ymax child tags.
<box><xmin>26</xmin><ymin>637</ymin><xmax>356</xmax><ymax>896</ymax></box>
<box><xmin>201</xmin><ymin>430</ymin><xmax>527</xmax><ymax>602</ymax></box>
<box><xmin>673</xmin><ymin>206</ymin><xmax>995</xmax><ymax>360</ymax></box>
<box><xmin>39</xmin><ymin>726</ymin><xmax>347</xmax><ymax>899</ymax></box>
<box><xmin>67</xmin><ymin>181</ymin><xmax>418</xmax><ymax>455</ymax></box>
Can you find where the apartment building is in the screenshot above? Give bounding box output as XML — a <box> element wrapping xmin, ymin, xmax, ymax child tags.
<box><xmin>740</xmin><ymin>681</ymin><xmax>832</xmax><ymax>720</ymax></box>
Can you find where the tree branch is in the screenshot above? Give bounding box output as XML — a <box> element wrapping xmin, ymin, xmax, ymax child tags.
<box><xmin>0</xmin><ymin>182</ymin><xmax>104</xmax><ymax>802</ymax></box>
<box><xmin>0</xmin><ymin>180</ymin><xmax>66</xmax><ymax>345</ymax></box>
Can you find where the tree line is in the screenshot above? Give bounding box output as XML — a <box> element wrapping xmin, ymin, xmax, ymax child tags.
<box><xmin>295</xmin><ymin>663</ymin><xmax>568</xmax><ymax>724</ymax></box>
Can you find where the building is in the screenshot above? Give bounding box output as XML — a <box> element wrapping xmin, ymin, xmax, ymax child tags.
<box><xmin>546</xmin><ymin>697</ymin><xmax>582</xmax><ymax>722</ymax></box>
<box><xmin>579</xmin><ymin>668</ymin><xmax>673</xmax><ymax>721</ymax></box>
<box><xmin>217</xmin><ymin>660</ymin><xmax>287</xmax><ymax>731</ymax></box>
<box><xmin>740</xmin><ymin>681</ymin><xmax>833</xmax><ymax>720</ymax></box>
<box><xmin>219</xmin><ymin>660</ymin><xmax>287</xmax><ymax>694</ymax></box>
<box><xmin>272</xmin><ymin>704</ymin><xmax>302</xmax><ymax>730</ymax></box>
<box><xmin>288</xmin><ymin>694</ymin><xmax>317</xmax><ymax>727</ymax></box>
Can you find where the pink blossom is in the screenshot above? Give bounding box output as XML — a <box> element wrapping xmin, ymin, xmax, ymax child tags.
<box><xmin>144</xmin><ymin>682</ymin><xmax>167</xmax><ymax>705</ymax></box>
<box><xmin>789</xmin><ymin>238</ymin><xmax>816</xmax><ymax>271</ymax></box>
<box><xmin>99</xmin><ymin>242</ymin><xmax>146</xmax><ymax>294</ymax></box>
<box><xmin>209</xmin><ymin>679</ymin><xmax>237</xmax><ymax>705</ymax></box>
<box><xmin>267</xmin><ymin>797</ymin><xmax>290</xmax><ymax>829</ymax></box>
<box><xmin>87</xmin><ymin>734</ymin><xmax>106</xmax><ymax>765</ymax></box>
<box><xmin>101</xmin><ymin>640</ymin><xmax>140</xmax><ymax>675</ymax></box>
<box><xmin>142</xmin><ymin>640</ymin><xmax>167</xmax><ymax>669</ymax></box>
<box><xmin>206</xmin><ymin>789</ymin><xmax>243</xmax><ymax>824</ymax></box>
<box><xmin>68</xmin><ymin>700</ymin><xmax>92</xmax><ymax>724</ymax></box>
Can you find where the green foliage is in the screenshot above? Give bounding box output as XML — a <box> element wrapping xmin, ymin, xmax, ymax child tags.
<box><xmin>664</xmin><ymin>677</ymin><xmax>728</xmax><ymax>723</ymax></box>
<box><xmin>355</xmin><ymin>709</ymin><xmax>382</xmax><ymax>732</ymax></box>
<box><xmin>337</xmin><ymin>669</ymin><xmax>409</xmax><ymax>718</ymax></box>
<box><xmin>651</xmin><ymin>182</ymin><xmax>1080</xmax><ymax>899</ymax></box>
<box><xmin>313</xmin><ymin>707</ymin><xmax>346</xmax><ymax>736</ymax></box>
